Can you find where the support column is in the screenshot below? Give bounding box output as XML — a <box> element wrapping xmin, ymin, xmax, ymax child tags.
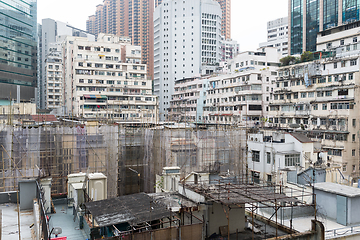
<box><xmin>338</xmin><ymin>0</ymin><xmax>343</xmax><ymax>25</ymax></box>
<box><xmin>303</xmin><ymin>0</ymin><xmax>307</xmax><ymax>53</ymax></box>
<box><xmin>319</xmin><ymin>0</ymin><xmax>324</xmax><ymax>32</ymax></box>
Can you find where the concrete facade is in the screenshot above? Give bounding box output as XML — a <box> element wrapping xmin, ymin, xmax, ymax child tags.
<box><xmin>260</xmin><ymin>17</ymin><xmax>289</xmax><ymax>57</ymax></box>
<box><xmin>201</xmin><ymin>47</ymin><xmax>280</xmax><ymax>125</ymax></box>
<box><xmin>62</xmin><ymin>34</ymin><xmax>158</xmax><ymax>122</ymax></box>
<box><xmin>169</xmin><ymin>76</ymin><xmax>210</xmax><ymax>122</ymax></box>
<box><xmin>86</xmin><ymin>0</ymin><xmax>155</xmax><ymax>80</ymax></box>
<box><xmin>154</xmin><ymin>0</ymin><xmax>222</xmax><ymax>120</ymax></box>
<box><xmin>270</xmin><ymin>45</ymin><xmax>360</xmax><ymax>181</ymax></box>
<box><xmin>39</xmin><ymin>18</ymin><xmax>95</xmax><ymax>109</ymax></box>
<box><xmin>315</xmin><ymin>182</ymin><xmax>360</xmax><ymax>226</ymax></box>
<box><xmin>220</xmin><ymin>37</ymin><xmax>239</xmax><ymax>62</ymax></box>
<box><xmin>247</xmin><ymin>132</ymin><xmax>319</xmax><ymax>184</ymax></box>
<box><xmin>317</xmin><ymin>20</ymin><xmax>360</xmax><ymax>52</ymax></box>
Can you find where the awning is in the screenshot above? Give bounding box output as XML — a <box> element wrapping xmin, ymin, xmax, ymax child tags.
<box><xmin>322</xmin><ymin>146</ymin><xmax>344</xmax><ymax>150</ymax></box>
<box><xmin>84</xmin><ymin>95</ymin><xmax>107</xmax><ymax>99</ymax></box>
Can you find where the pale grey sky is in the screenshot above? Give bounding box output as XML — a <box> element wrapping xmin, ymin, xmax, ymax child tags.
<box><xmin>37</xmin><ymin>0</ymin><xmax>288</xmax><ymax>51</ymax></box>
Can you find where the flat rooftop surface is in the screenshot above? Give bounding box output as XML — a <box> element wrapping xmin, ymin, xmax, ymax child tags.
<box><xmin>254</xmin><ymin>205</ymin><xmax>344</xmax><ymax>233</ymax></box>
<box><xmin>49</xmin><ymin>204</ymin><xmax>88</xmax><ymax>240</ymax></box>
<box><xmin>314</xmin><ymin>182</ymin><xmax>360</xmax><ymax>197</ymax></box>
<box><xmin>1</xmin><ymin>203</ymin><xmax>34</xmax><ymax>240</ymax></box>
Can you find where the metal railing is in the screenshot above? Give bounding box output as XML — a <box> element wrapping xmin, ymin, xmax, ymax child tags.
<box><xmin>325</xmin><ymin>225</ymin><xmax>360</xmax><ymax>239</ymax></box>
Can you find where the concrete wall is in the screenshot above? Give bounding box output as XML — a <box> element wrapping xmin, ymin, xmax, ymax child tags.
<box><xmin>0</xmin><ymin>191</ymin><xmax>18</xmax><ymax>204</ymax></box>
<box><xmin>267</xmin><ymin>220</ymin><xmax>325</xmax><ymax>240</ymax></box>
<box><xmin>19</xmin><ymin>179</ymin><xmax>37</xmax><ymax>210</ymax></box>
<box><xmin>316</xmin><ymin>189</ymin><xmax>360</xmax><ymax>225</ymax></box>
<box><xmin>207</xmin><ymin>202</ymin><xmax>245</xmax><ymax>236</ymax></box>
<box><xmin>315</xmin><ymin>189</ymin><xmax>337</xmax><ymax>222</ymax></box>
<box><xmin>260</xmin><ymin>204</ymin><xmax>315</xmax><ymax>220</ymax></box>
<box><xmin>348</xmin><ymin>197</ymin><xmax>360</xmax><ymax>225</ymax></box>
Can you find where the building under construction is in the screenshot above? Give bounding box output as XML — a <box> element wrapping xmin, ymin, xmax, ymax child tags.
<box><xmin>0</xmin><ymin>121</ymin><xmax>247</xmax><ymax>198</ymax></box>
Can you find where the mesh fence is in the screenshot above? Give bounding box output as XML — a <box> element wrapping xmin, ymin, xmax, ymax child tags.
<box><xmin>0</xmin><ymin>124</ymin><xmax>247</xmax><ymax>197</ymax></box>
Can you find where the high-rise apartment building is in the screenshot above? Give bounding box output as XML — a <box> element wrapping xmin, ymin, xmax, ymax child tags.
<box><xmin>86</xmin><ymin>0</ymin><xmax>154</xmax><ymax>80</ymax></box>
<box><xmin>154</xmin><ymin>0</ymin><xmax>222</xmax><ymax>120</ymax></box>
<box><xmin>219</xmin><ymin>37</ymin><xmax>239</xmax><ymax>62</ymax></box>
<box><xmin>62</xmin><ymin>34</ymin><xmax>157</xmax><ymax>122</ymax></box>
<box><xmin>38</xmin><ymin>19</ymin><xmax>95</xmax><ymax>109</ymax></box>
<box><xmin>155</xmin><ymin>0</ymin><xmax>231</xmax><ymax>39</ymax></box>
<box><xmin>0</xmin><ymin>0</ymin><xmax>37</xmax><ymax>103</ymax></box>
<box><xmin>260</xmin><ymin>17</ymin><xmax>289</xmax><ymax>56</ymax></box>
<box><xmin>289</xmin><ymin>0</ymin><xmax>360</xmax><ymax>55</ymax></box>
<box><xmin>216</xmin><ymin>0</ymin><xmax>231</xmax><ymax>40</ymax></box>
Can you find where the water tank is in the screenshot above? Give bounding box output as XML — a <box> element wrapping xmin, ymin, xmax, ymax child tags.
<box><xmin>87</xmin><ymin>173</ymin><xmax>107</xmax><ymax>201</ymax></box>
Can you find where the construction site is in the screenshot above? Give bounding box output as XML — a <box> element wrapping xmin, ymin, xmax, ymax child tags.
<box><xmin>0</xmin><ymin>121</ymin><xmax>247</xmax><ymax>198</ymax></box>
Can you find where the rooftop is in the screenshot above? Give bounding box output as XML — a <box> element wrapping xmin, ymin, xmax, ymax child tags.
<box><xmin>182</xmin><ymin>182</ymin><xmax>312</xmax><ymax>206</ymax></box>
<box><xmin>1</xmin><ymin>203</ymin><xmax>34</xmax><ymax>240</ymax></box>
<box><xmin>314</xmin><ymin>182</ymin><xmax>360</xmax><ymax>197</ymax></box>
<box><xmin>49</xmin><ymin>203</ymin><xmax>88</xmax><ymax>239</ymax></box>
<box><xmin>84</xmin><ymin>193</ymin><xmax>171</xmax><ymax>227</ymax></box>
<box><xmin>290</xmin><ymin>132</ymin><xmax>313</xmax><ymax>143</ymax></box>
<box><xmin>148</xmin><ymin>192</ymin><xmax>198</xmax><ymax>212</ymax></box>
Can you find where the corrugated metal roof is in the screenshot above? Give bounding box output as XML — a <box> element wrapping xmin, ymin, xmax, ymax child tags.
<box><xmin>85</xmin><ymin>193</ymin><xmax>171</xmax><ymax>227</ymax></box>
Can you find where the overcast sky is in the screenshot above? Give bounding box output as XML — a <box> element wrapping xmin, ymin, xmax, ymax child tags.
<box><xmin>37</xmin><ymin>0</ymin><xmax>288</xmax><ymax>51</ymax></box>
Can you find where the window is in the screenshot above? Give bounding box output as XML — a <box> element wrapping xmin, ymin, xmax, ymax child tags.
<box><xmin>343</xmin><ymin>164</ymin><xmax>347</xmax><ymax>172</ymax></box>
<box><xmin>353</xmin><ymin>134</ymin><xmax>356</xmax><ymax>142</ymax></box>
<box><xmin>350</xmin><ymin>59</ymin><xmax>357</xmax><ymax>66</ymax></box>
<box><xmin>252</xmin><ymin>151</ymin><xmax>260</xmax><ymax>162</ymax></box>
<box><xmin>285</xmin><ymin>154</ymin><xmax>300</xmax><ymax>166</ymax></box>
<box><xmin>322</xmin><ymin>104</ymin><xmax>327</xmax><ymax>110</ymax></box>
<box><xmin>349</xmin><ymin>73</ymin><xmax>354</xmax><ymax>80</ymax></box>
<box><xmin>352</xmin><ymin>149</ymin><xmax>356</xmax><ymax>156</ymax></box>
<box><xmin>266</xmin><ymin>152</ymin><xmax>271</xmax><ymax>164</ymax></box>
<box><xmin>353</xmin><ymin>119</ymin><xmax>356</xmax><ymax>127</ymax></box>
<box><xmin>334</xmin><ymin>62</ymin><xmax>337</xmax><ymax>69</ymax></box>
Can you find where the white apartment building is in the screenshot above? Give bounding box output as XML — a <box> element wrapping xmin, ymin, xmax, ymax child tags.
<box><xmin>169</xmin><ymin>76</ymin><xmax>210</xmax><ymax>122</ymax></box>
<box><xmin>45</xmin><ymin>42</ymin><xmax>63</xmax><ymax>111</ymax></box>
<box><xmin>317</xmin><ymin>20</ymin><xmax>360</xmax><ymax>53</ymax></box>
<box><xmin>154</xmin><ymin>0</ymin><xmax>222</xmax><ymax>120</ymax></box>
<box><xmin>39</xmin><ymin>18</ymin><xmax>95</xmax><ymax>109</ymax></box>
<box><xmin>259</xmin><ymin>17</ymin><xmax>288</xmax><ymax>57</ymax></box>
<box><xmin>227</xmin><ymin>47</ymin><xmax>280</xmax><ymax>73</ymax></box>
<box><xmin>269</xmin><ymin>45</ymin><xmax>360</xmax><ymax>182</ymax></box>
<box><xmin>219</xmin><ymin>37</ymin><xmax>239</xmax><ymax>62</ymax></box>
<box><xmin>247</xmin><ymin>132</ymin><xmax>319</xmax><ymax>183</ymax></box>
<box><xmin>62</xmin><ymin>34</ymin><xmax>158</xmax><ymax>122</ymax></box>
<box><xmin>200</xmin><ymin>48</ymin><xmax>280</xmax><ymax>125</ymax></box>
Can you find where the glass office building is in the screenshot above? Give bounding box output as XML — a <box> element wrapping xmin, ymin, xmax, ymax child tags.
<box><xmin>343</xmin><ymin>0</ymin><xmax>360</xmax><ymax>23</ymax></box>
<box><xmin>290</xmin><ymin>0</ymin><xmax>360</xmax><ymax>55</ymax></box>
<box><xmin>0</xmin><ymin>0</ymin><xmax>37</xmax><ymax>102</ymax></box>
<box><xmin>290</xmin><ymin>0</ymin><xmax>303</xmax><ymax>55</ymax></box>
<box><xmin>323</xmin><ymin>0</ymin><xmax>338</xmax><ymax>30</ymax></box>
